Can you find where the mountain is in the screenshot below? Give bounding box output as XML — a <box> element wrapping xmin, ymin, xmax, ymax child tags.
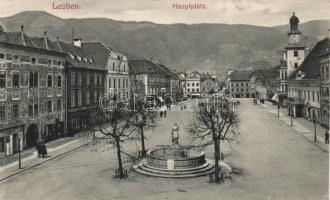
<box><xmin>1</xmin><ymin>11</ymin><xmax>328</xmax><ymax>77</ymax></box>
<box><xmin>274</xmin><ymin>19</ymin><xmax>330</xmax><ymax>41</ymax></box>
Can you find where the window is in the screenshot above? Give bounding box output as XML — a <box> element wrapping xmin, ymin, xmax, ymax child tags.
<box><xmin>123</xmin><ymin>64</ymin><xmax>126</xmax><ymax>72</ymax></box>
<box><xmin>97</xmin><ymin>75</ymin><xmax>100</xmax><ymax>86</ymax></box>
<box><xmin>12</xmin><ymin>104</ymin><xmax>18</xmax><ymax>119</ymax></box>
<box><xmin>196</xmin><ymin>88</ymin><xmax>199</xmax><ymax>92</ymax></box>
<box><xmin>294</xmin><ymin>63</ymin><xmax>298</xmax><ymax>69</ymax></box>
<box><xmin>0</xmin><ymin>72</ymin><xmax>6</xmax><ymax>88</ymax></box>
<box><xmin>47</xmin><ymin>74</ymin><xmax>52</xmax><ymax>87</ymax></box>
<box><xmin>30</xmin><ymin>72</ymin><xmax>38</xmax><ymax>87</ymax></box>
<box><xmin>0</xmin><ymin>53</ymin><xmax>4</xmax><ymax>59</ymax></box>
<box><xmin>0</xmin><ymin>106</ymin><xmax>5</xmax><ymax>121</ymax></box>
<box><xmin>86</xmin><ymin>73</ymin><xmax>90</xmax><ymax>85</ymax></box>
<box><xmin>78</xmin><ymin>72</ymin><xmax>82</xmax><ymax>86</ymax></box>
<box><xmin>112</xmin><ymin>63</ymin><xmax>115</xmax><ymax>71</ymax></box>
<box><xmin>12</xmin><ymin>73</ymin><xmax>19</xmax><ymax>88</ymax></box>
<box><xmin>192</xmin><ymin>88</ymin><xmax>195</xmax><ymax>92</ymax></box>
<box><xmin>246</xmin><ymin>83</ymin><xmax>248</xmax><ymax>86</ymax></box>
<box><xmin>47</xmin><ymin>100</ymin><xmax>53</xmax><ymax>112</ymax></box>
<box><xmin>31</xmin><ymin>58</ymin><xmax>36</xmax><ymax>64</ymax></box>
<box><xmin>6</xmin><ymin>54</ymin><xmax>12</xmax><ymax>60</ymax></box>
<box><xmin>71</xmin><ymin>72</ymin><xmax>76</xmax><ymax>86</ymax></box>
<box><xmin>241</xmin><ymin>83</ymin><xmax>243</xmax><ymax>86</ymax></box>
<box><xmin>57</xmin><ymin>100</ymin><xmax>61</xmax><ymax>111</ymax></box>
<box><xmin>71</xmin><ymin>91</ymin><xmax>75</xmax><ymax>108</ymax></box>
<box><xmin>118</xmin><ymin>79</ymin><xmax>121</xmax><ymax>88</ymax></box>
<box><xmin>78</xmin><ymin>90</ymin><xmax>82</xmax><ymax>106</ymax></box>
<box><xmin>187</xmin><ymin>83</ymin><xmax>190</xmax><ymax>87</ymax></box>
<box><xmin>57</xmin><ymin>75</ymin><xmax>62</xmax><ymax>87</ymax></box>
<box><xmin>192</xmin><ymin>83</ymin><xmax>194</xmax><ymax>86</ymax></box>
<box><xmin>294</xmin><ymin>51</ymin><xmax>298</xmax><ymax>57</ymax></box>
<box><xmin>312</xmin><ymin>92</ymin><xmax>315</xmax><ymax>102</ymax></box>
<box><xmin>109</xmin><ymin>78</ymin><xmax>112</xmax><ymax>88</ymax></box>
<box><xmin>196</xmin><ymin>83</ymin><xmax>199</xmax><ymax>86</ymax></box>
<box><xmin>28</xmin><ymin>104</ymin><xmax>33</xmax><ymax>117</ymax></box>
<box><xmin>187</xmin><ymin>89</ymin><xmax>190</xmax><ymax>92</ymax></box>
<box><xmin>34</xmin><ymin>103</ymin><xmax>38</xmax><ymax>116</ymax></box>
<box><xmin>86</xmin><ymin>91</ymin><xmax>90</xmax><ymax>105</ymax></box>
<box><xmin>114</xmin><ymin>79</ymin><xmax>116</xmax><ymax>88</ymax></box>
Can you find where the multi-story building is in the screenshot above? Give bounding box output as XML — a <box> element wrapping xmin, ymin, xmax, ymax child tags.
<box><xmin>279</xmin><ymin>12</ymin><xmax>306</xmax><ymax>95</ymax></box>
<box><xmin>200</xmin><ymin>74</ymin><xmax>218</xmax><ymax>97</ymax></box>
<box><xmin>319</xmin><ymin>38</ymin><xmax>330</xmax><ymax>128</ymax></box>
<box><xmin>0</xmin><ymin>25</ymin><xmax>66</xmax><ymax>156</ymax></box>
<box><xmin>287</xmin><ymin>38</ymin><xmax>328</xmax><ymax>120</ymax></box>
<box><xmin>185</xmin><ymin>72</ymin><xmax>201</xmax><ymax>98</ymax></box>
<box><xmin>58</xmin><ymin>39</ymin><xmax>106</xmax><ymax>134</ymax></box>
<box><xmin>129</xmin><ymin>59</ymin><xmax>172</xmax><ymax>97</ymax></box>
<box><xmin>251</xmin><ymin>68</ymin><xmax>279</xmax><ymax>100</ymax></box>
<box><xmin>227</xmin><ymin>70</ymin><xmax>252</xmax><ymax>98</ymax></box>
<box><xmin>107</xmin><ymin>50</ymin><xmax>130</xmax><ymax>100</ymax></box>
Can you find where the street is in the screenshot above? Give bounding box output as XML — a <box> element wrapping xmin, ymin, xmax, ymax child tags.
<box><xmin>0</xmin><ymin>99</ymin><xmax>328</xmax><ymax>200</ymax></box>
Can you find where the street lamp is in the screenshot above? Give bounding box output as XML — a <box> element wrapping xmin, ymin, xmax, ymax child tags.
<box><xmin>18</xmin><ymin>135</ymin><xmax>22</xmax><ymax>169</ymax></box>
<box><xmin>290</xmin><ymin>104</ymin><xmax>293</xmax><ymax>127</ymax></box>
<box><xmin>313</xmin><ymin>113</ymin><xmax>317</xmax><ymax>142</ymax></box>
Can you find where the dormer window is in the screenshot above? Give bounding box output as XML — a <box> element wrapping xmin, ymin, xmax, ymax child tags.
<box><xmin>31</xmin><ymin>58</ymin><xmax>36</xmax><ymax>64</ymax></box>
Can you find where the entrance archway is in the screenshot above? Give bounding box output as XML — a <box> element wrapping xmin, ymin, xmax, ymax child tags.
<box><xmin>26</xmin><ymin>124</ymin><xmax>38</xmax><ymax>147</ymax></box>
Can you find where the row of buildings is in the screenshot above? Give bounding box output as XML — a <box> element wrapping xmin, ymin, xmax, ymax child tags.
<box><xmin>226</xmin><ymin>13</ymin><xmax>329</xmax><ymax>128</ymax></box>
<box><xmin>0</xmin><ymin>24</ymin><xmax>222</xmax><ymax>157</ymax></box>
<box><xmin>0</xmin><ymin>25</ymin><xmax>187</xmax><ymax>157</ymax></box>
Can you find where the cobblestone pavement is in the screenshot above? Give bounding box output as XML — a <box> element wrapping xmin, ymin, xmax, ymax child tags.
<box><xmin>0</xmin><ymin>99</ymin><xmax>328</xmax><ymax>200</ymax></box>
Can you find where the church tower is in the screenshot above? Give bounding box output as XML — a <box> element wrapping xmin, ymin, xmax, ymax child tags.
<box><xmin>280</xmin><ymin>12</ymin><xmax>306</xmax><ymax>93</ymax></box>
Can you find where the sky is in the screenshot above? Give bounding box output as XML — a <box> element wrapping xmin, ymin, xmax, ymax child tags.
<box><xmin>0</xmin><ymin>0</ymin><xmax>329</xmax><ymax>26</ymax></box>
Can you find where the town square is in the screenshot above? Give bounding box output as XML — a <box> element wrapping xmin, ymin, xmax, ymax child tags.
<box><xmin>0</xmin><ymin>1</ymin><xmax>329</xmax><ymax>199</ymax></box>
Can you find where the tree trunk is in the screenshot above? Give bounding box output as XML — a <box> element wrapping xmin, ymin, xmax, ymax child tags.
<box><xmin>115</xmin><ymin>137</ymin><xmax>124</xmax><ymax>178</ymax></box>
<box><xmin>214</xmin><ymin>139</ymin><xmax>220</xmax><ymax>183</ymax></box>
<box><xmin>140</xmin><ymin>127</ymin><xmax>146</xmax><ymax>157</ymax></box>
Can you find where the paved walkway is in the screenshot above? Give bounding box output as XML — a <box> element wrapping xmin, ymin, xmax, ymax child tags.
<box><xmin>0</xmin><ymin>131</ymin><xmax>94</xmax><ymax>181</ymax></box>
<box><xmin>259</xmin><ymin>101</ymin><xmax>329</xmax><ymax>152</ymax></box>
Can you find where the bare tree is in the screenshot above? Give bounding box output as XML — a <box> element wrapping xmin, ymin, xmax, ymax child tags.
<box><xmin>129</xmin><ymin>97</ymin><xmax>158</xmax><ymax>157</ymax></box>
<box><xmin>90</xmin><ymin>107</ymin><xmax>138</xmax><ymax>179</ymax></box>
<box><xmin>187</xmin><ymin>96</ymin><xmax>240</xmax><ymax>183</ymax></box>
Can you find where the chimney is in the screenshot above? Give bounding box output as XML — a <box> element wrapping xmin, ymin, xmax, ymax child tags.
<box><xmin>73</xmin><ymin>38</ymin><xmax>82</xmax><ymax>47</ymax></box>
<box><xmin>20</xmin><ymin>25</ymin><xmax>26</xmax><ymax>46</ymax></box>
<box><xmin>43</xmin><ymin>30</ymin><xmax>49</xmax><ymax>50</ymax></box>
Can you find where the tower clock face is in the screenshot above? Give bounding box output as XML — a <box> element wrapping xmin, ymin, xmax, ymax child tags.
<box><xmin>289</xmin><ymin>34</ymin><xmax>301</xmax><ymax>44</ymax></box>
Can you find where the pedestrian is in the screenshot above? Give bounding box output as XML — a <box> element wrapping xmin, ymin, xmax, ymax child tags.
<box><xmin>164</xmin><ymin>109</ymin><xmax>167</xmax><ymax>118</ymax></box>
<box><xmin>171</xmin><ymin>123</ymin><xmax>180</xmax><ymax>145</ymax></box>
<box><xmin>325</xmin><ymin>130</ymin><xmax>329</xmax><ymax>144</ymax></box>
<box><xmin>160</xmin><ymin>110</ymin><xmax>163</xmax><ymax>118</ymax></box>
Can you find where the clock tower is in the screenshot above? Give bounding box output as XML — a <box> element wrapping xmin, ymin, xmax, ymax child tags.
<box><xmin>280</xmin><ymin>12</ymin><xmax>306</xmax><ymax>93</ymax></box>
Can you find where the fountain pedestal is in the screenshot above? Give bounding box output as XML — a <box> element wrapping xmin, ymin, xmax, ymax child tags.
<box><xmin>133</xmin><ymin>145</ymin><xmax>214</xmax><ymax>178</ymax></box>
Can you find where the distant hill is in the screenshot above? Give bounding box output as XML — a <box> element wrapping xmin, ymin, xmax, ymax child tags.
<box><xmin>1</xmin><ymin>11</ymin><xmax>328</xmax><ymax>77</ymax></box>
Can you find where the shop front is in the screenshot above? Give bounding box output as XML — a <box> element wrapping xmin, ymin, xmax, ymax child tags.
<box><xmin>0</xmin><ymin>125</ymin><xmax>24</xmax><ymax>157</ymax></box>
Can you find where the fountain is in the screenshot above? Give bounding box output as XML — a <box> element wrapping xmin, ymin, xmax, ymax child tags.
<box><xmin>133</xmin><ymin>144</ymin><xmax>214</xmax><ymax>178</ymax></box>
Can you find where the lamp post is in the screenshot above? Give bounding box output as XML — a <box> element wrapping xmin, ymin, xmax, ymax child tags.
<box><xmin>313</xmin><ymin>113</ymin><xmax>317</xmax><ymax>142</ymax></box>
<box><xmin>290</xmin><ymin>104</ymin><xmax>293</xmax><ymax>127</ymax></box>
<box><xmin>277</xmin><ymin>101</ymin><xmax>280</xmax><ymax>118</ymax></box>
<box><xmin>18</xmin><ymin>135</ymin><xmax>21</xmax><ymax>169</ymax></box>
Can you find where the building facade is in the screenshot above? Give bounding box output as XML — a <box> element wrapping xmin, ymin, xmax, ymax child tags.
<box><xmin>129</xmin><ymin>59</ymin><xmax>172</xmax><ymax>97</ymax></box>
<box><xmin>319</xmin><ymin>38</ymin><xmax>329</xmax><ymax>128</ymax></box>
<box><xmin>287</xmin><ymin>38</ymin><xmax>328</xmax><ymax>120</ymax></box>
<box><xmin>227</xmin><ymin>70</ymin><xmax>252</xmax><ymax>98</ymax></box>
<box><xmin>185</xmin><ymin>72</ymin><xmax>201</xmax><ymax>98</ymax></box>
<box><xmin>107</xmin><ymin>51</ymin><xmax>130</xmax><ymax>100</ymax></box>
<box><xmin>0</xmin><ymin>26</ymin><xmax>66</xmax><ymax>157</ymax></box>
<box><xmin>200</xmin><ymin>75</ymin><xmax>218</xmax><ymax>97</ymax></box>
<box><xmin>58</xmin><ymin>39</ymin><xmax>106</xmax><ymax>134</ymax></box>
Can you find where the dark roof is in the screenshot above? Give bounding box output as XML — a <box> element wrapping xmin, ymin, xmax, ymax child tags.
<box><xmin>81</xmin><ymin>42</ymin><xmax>110</xmax><ymax>68</ymax></box>
<box><xmin>128</xmin><ymin>59</ymin><xmax>173</xmax><ymax>77</ymax></box>
<box><xmin>229</xmin><ymin>70</ymin><xmax>253</xmax><ymax>81</ymax></box>
<box><xmin>288</xmin><ymin>38</ymin><xmax>329</xmax><ymax>80</ymax></box>
<box><xmin>252</xmin><ymin>68</ymin><xmax>279</xmax><ymax>84</ymax></box>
